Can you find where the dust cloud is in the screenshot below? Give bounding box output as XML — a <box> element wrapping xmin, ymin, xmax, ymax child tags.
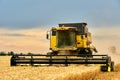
<box><xmin>94</xmin><ymin>41</ymin><xmax>120</xmax><ymax>64</ymax></box>
<box><xmin>91</xmin><ymin>27</ymin><xmax>120</xmax><ymax>64</ymax></box>
<box><xmin>107</xmin><ymin>46</ymin><xmax>120</xmax><ymax>64</ymax></box>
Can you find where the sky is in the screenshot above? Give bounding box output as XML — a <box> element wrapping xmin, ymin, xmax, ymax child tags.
<box><xmin>0</xmin><ymin>0</ymin><xmax>120</xmax><ymax>29</ymax></box>
<box><xmin>0</xmin><ymin>0</ymin><xmax>120</xmax><ymax>53</ymax></box>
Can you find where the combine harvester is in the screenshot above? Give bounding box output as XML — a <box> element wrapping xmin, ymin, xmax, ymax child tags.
<box><xmin>10</xmin><ymin>23</ymin><xmax>114</xmax><ymax>72</ymax></box>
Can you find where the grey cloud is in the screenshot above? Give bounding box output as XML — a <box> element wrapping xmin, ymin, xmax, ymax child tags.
<box><xmin>1</xmin><ymin>33</ymin><xmax>29</xmax><ymax>37</ymax></box>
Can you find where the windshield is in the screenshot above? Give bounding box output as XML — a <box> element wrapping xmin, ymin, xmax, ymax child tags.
<box><xmin>57</xmin><ymin>30</ymin><xmax>75</xmax><ymax>48</ymax></box>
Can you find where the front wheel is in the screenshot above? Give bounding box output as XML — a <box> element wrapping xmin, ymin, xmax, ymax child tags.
<box><xmin>78</xmin><ymin>48</ymin><xmax>93</xmax><ymax>57</ymax></box>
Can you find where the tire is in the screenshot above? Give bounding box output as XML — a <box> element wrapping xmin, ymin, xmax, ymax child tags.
<box><xmin>78</xmin><ymin>48</ymin><xmax>92</xmax><ymax>57</ymax></box>
<box><xmin>111</xmin><ymin>61</ymin><xmax>114</xmax><ymax>71</ymax></box>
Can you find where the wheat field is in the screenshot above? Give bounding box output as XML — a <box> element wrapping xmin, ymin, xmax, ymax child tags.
<box><xmin>0</xmin><ymin>56</ymin><xmax>120</xmax><ymax>80</ymax></box>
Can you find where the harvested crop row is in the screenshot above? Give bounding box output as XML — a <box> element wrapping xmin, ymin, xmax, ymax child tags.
<box><xmin>59</xmin><ymin>64</ymin><xmax>120</xmax><ymax>80</ymax></box>
<box><xmin>94</xmin><ymin>64</ymin><xmax>120</xmax><ymax>80</ymax></box>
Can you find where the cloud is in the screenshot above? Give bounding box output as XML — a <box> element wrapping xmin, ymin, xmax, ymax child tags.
<box><xmin>0</xmin><ymin>32</ymin><xmax>39</xmax><ymax>37</ymax></box>
<box><xmin>0</xmin><ymin>27</ymin><xmax>49</xmax><ymax>37</ymax></box>
<box><xmin>1</xmin><ymin>33</ymin><xmax>28</xmax><ymax>37</ymax></box>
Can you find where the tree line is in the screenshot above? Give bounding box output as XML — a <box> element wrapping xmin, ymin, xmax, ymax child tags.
<box><xmin>0</xmin><ymin>51</ymin><xmax>14</xmax><ymax>56</ymax></box>
<box><xmin>0</xmin><ymin>51</ymin><xmax>33</xmax><ymax>56</ymax></box>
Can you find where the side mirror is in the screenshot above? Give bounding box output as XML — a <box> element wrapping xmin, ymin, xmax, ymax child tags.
<box><xmin>46</xmin><ymin>34</ymin><xmax>49</xmax><ymax>39</ymax></box>
<box><xmin>85</xmin><ymin>33</ymin><xmax>87</xmax><ymax>37</ymax></box>
<box><xmin>46</xmin><ymin>31</ymin><xmax>50</xmax><ymax>40</ymax></box>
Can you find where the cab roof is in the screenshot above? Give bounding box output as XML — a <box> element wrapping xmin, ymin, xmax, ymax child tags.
<box><xmin>59</xmin><ymin>22</ymin><xmax>87</xmax><ymax>27</ymax></box>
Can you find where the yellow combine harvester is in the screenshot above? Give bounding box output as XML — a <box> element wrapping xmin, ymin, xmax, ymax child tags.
<box><xmin>46</xmin><ymin>23</ymin><xmax>97</xmax><ymax>56</ymax></box>
<box><xmin>10</xmin><ymin>23</ymin><xmax>114</xmax><ymax>72</ymax></box>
